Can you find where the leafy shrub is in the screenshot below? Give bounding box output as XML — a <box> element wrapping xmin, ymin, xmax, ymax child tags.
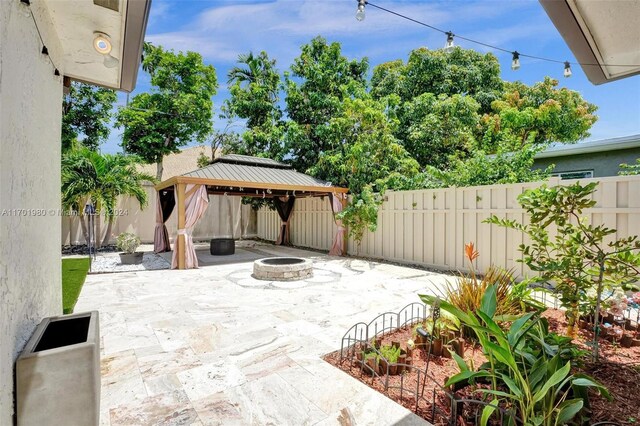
<box><xmin>423</xmin><ymin>243</ymin><xmax>532</xmax><ymax>338</ymax></box>
<box><xmin>377</xmin><ymin>344</ymin><xmax>401</xmax><ymax>363</ymax></box>
<box><xmin>115</xmin><ymin>232</ymin><xmax>141</xmax><ymax>254</ymax></box>
<box><xmin>486</xmin><ymin>182</ymin><xmax>640</xmax><ymax>359</ymax></box>
<box><xmin>426</xmin><ymin>285</ymin><xmax>609</xmax><ymax>426</ymax></box>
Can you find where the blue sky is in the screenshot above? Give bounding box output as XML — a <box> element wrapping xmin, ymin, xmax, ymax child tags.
<box><xmin>102</xmin><ymin>0</ymin><xmax>640</xmax><ymax>154</ymax></box>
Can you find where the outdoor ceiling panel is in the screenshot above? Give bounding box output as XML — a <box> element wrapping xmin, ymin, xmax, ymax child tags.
<box><xmin>45</xmin><ymin>0</ymin><xmax>125</xmax><ymax>88</ymax></box>
<box><xmin>540</xmin><ymin>0</ymin><xmax>640</xmax><ymax>84</ymax></box>
<box><xmin>568</xmin><ymin>0</ymin><xmax>640</xmax><ymax>80</ymax></box>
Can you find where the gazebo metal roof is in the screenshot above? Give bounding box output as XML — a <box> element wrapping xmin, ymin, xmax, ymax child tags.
<box><xmin>155</xmin><ymin>154</ymin><xmax>348</xmax><ymax>197</ymax></box>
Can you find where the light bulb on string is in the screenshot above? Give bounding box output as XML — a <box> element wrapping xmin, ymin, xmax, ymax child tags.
<box><xmin>19</xmin><ymin>0</ymin><xmax>31</xmax><ymax>18</ymax></box>
<box><xmin>355</xmin><ymin>0</ymin><xmax>366</xmax><ymax>21</ymax></box>
<box><xmin>564</xmin><ymin>61</ymin><xmax>572</xmax><ymax>78</ymax></box>
<box><xmin>443</xmin><ymin>32</ymin><xmax>455</xmax><ymax>52</ymax></box>
<box><xmin>511</xmin><ymin>51</ymin><xmax>520</xmax><ymax>70</ymax></box>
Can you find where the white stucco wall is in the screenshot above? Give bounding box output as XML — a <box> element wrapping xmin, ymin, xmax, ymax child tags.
<box><xmin>0</xmin><ymin>1</ymin><xmax>63</xmax><ymax>424</ymax></box>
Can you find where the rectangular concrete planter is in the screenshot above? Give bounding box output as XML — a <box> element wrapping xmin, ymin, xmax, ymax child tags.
<box><xmin>17</xmin><ymin>311</ymin><xmax>100</xmax><ymax>426</ymax></box>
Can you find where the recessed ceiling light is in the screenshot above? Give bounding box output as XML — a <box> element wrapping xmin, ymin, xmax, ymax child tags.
<box><xmin>93</xmin><ymin>32</ymin><xmax>112</xmax><ymax>55</ymax></box>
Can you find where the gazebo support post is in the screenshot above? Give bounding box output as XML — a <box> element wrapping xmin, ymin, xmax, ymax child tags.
<box><xmin>177</xmin><ymin>183</ymin><xmax>186</xmax><ymax>269</ymax></box>
<box><xmin>341</xmin><ymin>196</ymin><xmax>348</xmax><ymax>256</ymax></box>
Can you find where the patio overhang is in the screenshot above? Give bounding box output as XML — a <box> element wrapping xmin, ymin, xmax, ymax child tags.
<box><xmin>539</xmin><ymin>0</ymin><xmax>640</xmax><ymax>84</ymax></box>
<box><xmin>43</xmin><ymin>0</ymin><xmax>151</xmax><ymax>92</ymax></box>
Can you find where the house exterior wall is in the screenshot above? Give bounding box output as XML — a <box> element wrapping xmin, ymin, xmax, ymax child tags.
<box><xmin>533</xmin><ymin>147</ymin><xmax>640</xmax><ymax>177</ymax></box>
<box><xmin>258</xmin><ymin>176</ymin><xmax>640</xmax><ymax>280</ymax></box>
<box><xmin>0</xmin><ymin>2</ymin><xmax>63</xmax><ymax>424</ymax></box>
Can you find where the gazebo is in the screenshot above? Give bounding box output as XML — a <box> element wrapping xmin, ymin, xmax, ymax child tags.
<box><xmin>153</xmin><ymin>154</ymin><xmax>349</xmax><ymax>269</ymax></box>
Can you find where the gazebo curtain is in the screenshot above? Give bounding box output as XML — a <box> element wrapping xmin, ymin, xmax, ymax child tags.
<box><xmin>154</xmin><ymin>189</ymin><xmax>175</xmax><ymax>253</ymax></box>
<box><xmin>274</xmin><ymin>196</ymin><xmax>295</xmax><ymax>245</ymax></box>
<box><xmin>329</xmin><ymin>192</ymin><xmax>347</xmax><ymax>256</ymax></box>
<box><xmin>171</xmin><ymin>184</ymin><xmax>209</xmax><ymax>269</ymax></box>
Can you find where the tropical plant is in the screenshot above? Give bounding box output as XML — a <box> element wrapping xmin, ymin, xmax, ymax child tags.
<box><xmin>225</xmin><ymin>50</ymin><xmax>284</xmax><ymax>160</ymax></box>
<box><xmin>115</xmin><ymin>232</ymin><xmax>141</xmax><ymax>254</ymax></box>
<box><xmin>422</xmin><ymin>243</ymin><xmax>533</xmax><ymax>340</ymax></box>
<box><xmin>62</xmin><ymin>82</ymin><xmax>117</xmax><ymax>152</ymax></box>
<box><xmin>424</xmin><ymin>285</ymin><xmax>609</xmax><ymax>426</ymax></box>
<box><xmin>486</xmin><ymin>182</ymin><xmax>640</xmax><ymax>359</ymax></box>
<box><xmin>61</xmin><ymin>148</ymin><xmax>155</xmax><ymax>247</ymax></box>
<box><xmin>116</xmin><ymin>42</ymin><xmax>218</xmax><ymax>180</ymax></box>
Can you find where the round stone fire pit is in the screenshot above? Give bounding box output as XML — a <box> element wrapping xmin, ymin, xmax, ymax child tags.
<box><xmin>253</xmin><ymin>257</ymin><xmax>313</xmax><ymax>281</ymax></box>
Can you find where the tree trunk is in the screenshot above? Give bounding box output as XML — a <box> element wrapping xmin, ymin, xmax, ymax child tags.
<box><xmin>592</xmin><ymin>264</ymin><xmax>606</xmax><ymax>362</ymax></box>
<box><xmin>94</xmin><ymin>201</ymin><xmax>102</xmax><ymax>249</ymax></box>
<box><xmin>156</xmin><ymin>136</ymin><xmax>172</xmax><ymax>181</ymax></box>
<box><xmin>102</xmin><ymin>218</ymin><xmax>114</xmax><ymax>247</ymax></box>
<box><xmin>79</xmin><ymin>212</ymin><xmax>90</xmax><ymax>246</ymax></box>
<box><xmin>566</xmin><ymin>302</ymin><xmax>580</xmax><ymax>340</ymax></box>
<box><xmin>156</xmin><ymin>160</ymin><xmax>164</xmax><ymax>181</ymax></box>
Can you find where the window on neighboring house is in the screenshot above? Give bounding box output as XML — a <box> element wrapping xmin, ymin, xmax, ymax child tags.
<box><xmin>552</xmin><ymin>170</ymin><xmax>594</xmax><ymax>180</ymax></box>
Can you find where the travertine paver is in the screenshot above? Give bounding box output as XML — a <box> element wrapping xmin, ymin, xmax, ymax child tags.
<box><xmin>75</xmin><ymin>243</ymin><xmax>450</xmax><ymax>425</ymax></box>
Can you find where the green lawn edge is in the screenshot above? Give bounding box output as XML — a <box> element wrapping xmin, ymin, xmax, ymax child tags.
<box><xmin>62</xmin><ymin>257</ymin><xmax>90</xmax><ymax>314</ymax></box>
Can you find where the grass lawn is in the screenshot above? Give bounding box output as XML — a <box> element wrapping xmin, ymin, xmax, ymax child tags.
<box><xmin>62</xmin><ymin>257</ymin><xmax>90</xmax><ymax>314</ymax></box>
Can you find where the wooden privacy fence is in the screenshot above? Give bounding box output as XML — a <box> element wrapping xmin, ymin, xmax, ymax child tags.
<box><xmin>257</xmin><ymin>175</ymin><xmax>640</xmax><ymax>279</ymax></box>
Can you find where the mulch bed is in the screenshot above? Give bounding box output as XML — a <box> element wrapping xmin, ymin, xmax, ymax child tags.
<box><xmin>323</xmin><ymin>308</ymin><xmax>640</xmax><ymax>425</ymax></box>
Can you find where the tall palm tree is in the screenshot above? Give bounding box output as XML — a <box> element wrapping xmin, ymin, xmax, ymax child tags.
<box><xmin>61</xmin><ymin>148</ymin><xmax>155</xmax><ymax>248</ymax></box>
<box><xmin>227</xmin><ymin>52</ymin><xmax>260</xmax><ymax>86</ymax></box>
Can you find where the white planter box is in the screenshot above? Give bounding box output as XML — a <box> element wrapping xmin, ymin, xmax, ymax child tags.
<box><xmin>17</xmin><ymin>311</ymin><xmax>100</xmax><ymax>426</ymax></box>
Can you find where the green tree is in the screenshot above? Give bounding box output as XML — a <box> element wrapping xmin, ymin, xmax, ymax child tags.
<box><xmin>61</xmin><ymin>148</ymin><xmax>154</xmax><ymax>248</ymax></box>
<box><xmin>480</xmin><ymin>77</ymin><xmax>598</xmax><ymax>152</ymax></box>
<box><xmin>116</xmin><ymin>43</ymin><xmax>218</xmax><ymax>180</ymax></box>
<box><xmin>225</xmin><ymin>51</ymin><xmax>283</xmax><ymax>159</ymax></box>
<box><xmin>398</xmin><ymin>93</ymin><xmax>480</xmax><ymax>168</ymax></box>
<box><xmin>284</xmin><ymin>36</ymin><xmax>368</xmax><ymax>172</ymax></box>
<box><xmin>372</xmin><ymin>47</ymin><xmax>503</xmax><ymax>113</ymax></box>
<box><xmin>620</xmin><ymin>158</ymin><xmax>640</xmax><ymax>175</ymax></box>
<box><xmin>427</xmin><ymin>141</ymin><xmax>553</xmax><ymax>187</ymax></box>
<box><xmin>62</xmin><ymin>82</ymin><xmax>117</xmax><ymax>152</ymax></box>
<box><xmin>371</xmin><ymin>48</ymin><xmax>597</xmax><ymax>173</ymax></box>
<box><xmin>309</xmin><ymin>95</ymin><xmax>420</xmax><ymax>248</ymax></box>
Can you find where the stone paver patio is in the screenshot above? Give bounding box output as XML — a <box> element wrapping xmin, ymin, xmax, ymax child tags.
<box><xmin>75</xmin><ymin>242</ymin><xmax>450</xmax><ymax>425</ymax></box>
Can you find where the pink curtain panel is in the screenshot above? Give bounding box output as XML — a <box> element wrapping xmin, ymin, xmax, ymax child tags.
<box><xmin>329</xmin><ymin>192</ymin><xmax>346</xmax><ymax>256</ymax></box>
<box><xmin>172</xmin><ymin>184</ymin><xmax>209</xmax><ymax>269</ymax></box>
<box><xmin>153</xmin><ymin>193</ymin><xmax>171</xmax><ymax>253</ymax></box>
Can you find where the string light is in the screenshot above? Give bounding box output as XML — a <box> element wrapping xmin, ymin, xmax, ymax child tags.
<box><xmin>19</xmin><ymin>0</ymin><xmax>60</xmax><ymax>76</ymax></box>
<box><xmin>564</xmin><ymin>61</ymin><xmax>572</xmax><ymax>78</ymax></box>
<box><xmin>19</xmin><ymin>0</ymin><xmax>31</xmax><ymax>18</ymax></box>
<box><xmin>443</xmin><ymin>32</ymin><xmax>455</xmax><ymax>53</ymax></box>
<box><xmin>511</xmin><ymin>51</ymin><xmax>520</xmax><ymax>70</ymax></box>
<box><xmin>355</xmin><ymin>0</ymin><xmax>366</xmax><ymax>21</ymax></box>
<box><xmin>358</xmin><ymin>0</ymin><xmax>640</xmax><ymax>77</ymax></box>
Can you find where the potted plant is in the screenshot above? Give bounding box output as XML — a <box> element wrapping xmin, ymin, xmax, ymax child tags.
<box><xmin>116</xmin><ymin>232</ymin><xmax>143</xmax><ymax>264</ymax></box>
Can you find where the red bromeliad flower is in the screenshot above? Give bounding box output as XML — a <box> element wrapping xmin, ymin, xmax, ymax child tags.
<box><xmin>464</xmin><ymin>242</ymin><xmax>479</xmax><ymax>262</ymax></box>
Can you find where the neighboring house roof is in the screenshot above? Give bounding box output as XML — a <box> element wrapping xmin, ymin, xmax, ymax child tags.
<box><xmin>535</xmin><ymin>134</ymin><xmax>640</xmax><ymax>159</ymax></box>
<box><xmin>138</xmin><ymin>146</ymin><xmax>214</xmax><ymax>178</ymax></box>
<box><xmin>43</xmin><ymin>0</ymin><xmax>151</xmax><ymax>91</ymax></box>
<box><xmin>539</xmin><ymin>0</ymin><xmax>640</xmax><ymax>84</ymax></box>
<box><xmin>156</xmin><ymin>154</ymin><xmax>348</xmax><ymax>195</ymax></box>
